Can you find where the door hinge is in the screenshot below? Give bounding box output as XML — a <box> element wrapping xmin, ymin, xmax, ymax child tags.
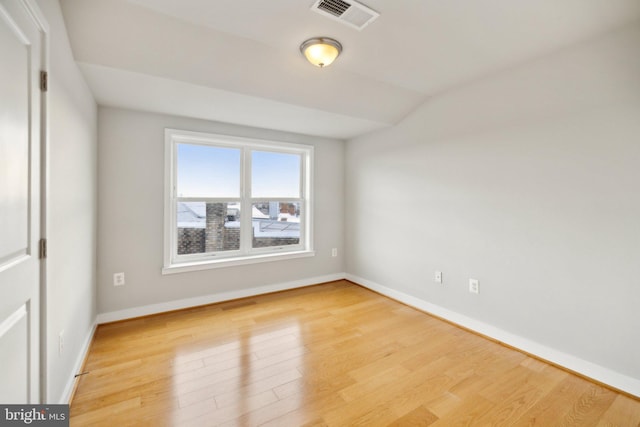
<box><xmin>40</xmin><ymin>71</ymin><xmax>48</xmax><ymax>92</ymax></box>
<box><xmin>39</xmin><ymin>238</ymin><xmax>47</xmax><ymax>259</ymax></box>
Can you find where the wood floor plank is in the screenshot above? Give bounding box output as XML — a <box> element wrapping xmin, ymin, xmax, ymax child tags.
<box><xmin>70</xmin><ymin>280</ymin><xmax>640</xmax><ymax>426</ymax></box>
<box><xmin>561</xmin><ymin>384</ymin><xmax>618</xmax><ymax>426</ymax></box>
<box><xmin>320</xmin><ymin>361</ymin><xmax>456</xmax><ymax>425</ymax></box>
<box><xmin>70</xmin><ymin>397</ymin><xmax>142</xmax><ymax>426</ymax></box>
<box><xmin>388</xmin><ymin>405</ymin><xmax>439</xmax><ymax>426</ymax></box>
<box><xmin>240</xmin><ymin>387</ymin><xmax>346</xmax><ymax>427</ymax></box>
<box><xmin>339</xmin><ymin>364</ymin><xmax>412</xmax><ymax>402</ymax></box>
<box><xmin>430</xmin><ymin>394</ymin><xmax>496</xmax><ymax>426</ymax></box>
<box><xmin>597</xmin><ymin>394</ymin><xmax>640</xmax><ymax>427</ymax></box>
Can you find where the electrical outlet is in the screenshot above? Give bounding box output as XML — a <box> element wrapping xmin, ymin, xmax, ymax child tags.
<box><xmin>113</xmin><ymin>272</ymin><xmax>125</xmax><ymax>287</ymax></box>
<box><xmin>331</xmin><ymin>248</ymin><xmax>338</xmax><ymax>257</ymax></box>
<box><xmin>469</xmin><ymin>279</ymin><xmax>479</xmax><ymax>294</ymax></box>
<box><xmin>434</xmin><ymin>271</ymin><xmax>442</xmax><ymax>283</ymax></box>
<box><xmin>58</xmin><ymin>330</ymin><xmax>64</xmax><ymax>356</ymax></box>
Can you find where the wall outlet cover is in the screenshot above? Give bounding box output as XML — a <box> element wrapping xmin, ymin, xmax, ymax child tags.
<box><xmin>469</xmin><ymin>279</ymin><xmax>479</xmax><ymax>294</ymax></box>
<box><xmin>114</xmin><ymin>272</ymin><xmax>125</xmax><ymax>286</ymax></box>
<box><xmin>434</xmin><ymin>271</ymin><xmax>442</xmax><ymax>283</ymax></box>
<box><xmin>58</xmin><ymin>330</ymin><xmax>64</xmax><ymax>355</ymax></box>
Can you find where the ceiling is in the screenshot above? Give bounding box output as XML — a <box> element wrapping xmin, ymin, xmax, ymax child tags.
<box><xmin>59</xmin><ymin>0</ymin><xmax>640</xmax><ymax>139</ymax></box>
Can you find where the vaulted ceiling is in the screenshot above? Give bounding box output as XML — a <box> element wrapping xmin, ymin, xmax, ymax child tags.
<box><xmin>59</xmin><ymin>0</ymin><xmax>640</xmax><ymax>139</ymax></box>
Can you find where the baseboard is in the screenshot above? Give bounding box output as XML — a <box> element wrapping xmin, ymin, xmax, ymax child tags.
<box><xmin>96</xmin><ymin>273</ymin><xmax>346</xmax><ymax>324</ymax></box>
<box><xmin>59</xmin><ymin>321</ymin><xmax>97</xmax><ymax>404</ymax></box>
<box><xmin>346</xmin><ymin>273</ymin><xmax>640</xmax><ymax>398</ymax></box>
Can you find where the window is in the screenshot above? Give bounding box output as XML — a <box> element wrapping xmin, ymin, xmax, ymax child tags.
<box><xmin>164</xmin><ymin>129</ymin><xmax>314</xmax><ymax>273</ymax></box>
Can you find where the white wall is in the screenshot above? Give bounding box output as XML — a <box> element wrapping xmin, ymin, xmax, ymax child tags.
<box><xmin>36</xmin><ymin>0</ymin><xmax>98</xmax><ymax>403</ymax></box>
<box><xmin>97</xmin><ymin>107</ymin><xmax>344</xmax><ymax>316</ymax></box>
<box><xmin>346</xmin><ymin>22</ymin><xmax>640</xmax><ymax>391</ymax></box>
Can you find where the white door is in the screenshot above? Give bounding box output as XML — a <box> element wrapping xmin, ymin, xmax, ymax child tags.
<box><xmin>0</xmin><ymin>0</ymin><xmax>44</xmax><ymax>404</ymax></box>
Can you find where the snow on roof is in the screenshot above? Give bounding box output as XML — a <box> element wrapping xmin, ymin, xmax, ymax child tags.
<box><xmin>177</xmin><ymin>202</ymin><xmax>205</xmax><ymax>228</ymax></box>
<box><xmin>177</xmin><ymin>202</ymin><xmax>273</xmax><ymax>228</ymax></box>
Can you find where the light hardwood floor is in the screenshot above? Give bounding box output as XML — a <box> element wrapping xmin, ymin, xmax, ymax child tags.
<box><xmin>70</xmin><ymin>280</ymin><xmax>640</xmax><ymax>426</ymax></box>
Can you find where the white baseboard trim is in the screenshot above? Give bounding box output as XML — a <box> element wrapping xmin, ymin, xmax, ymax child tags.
<box><xmin>59</xmin><ymin>321</ymin><xmax>97</xmax><ymax>404</ymax></box>
<box><xmin>96</xmin><ymin>273</ymin><xmax>346</xmax><ymax>324</ymax></box>
<box><xmin>346</xmin><ymin>273</ymin><xmax>640</xmax><ymax>398</ymax></box>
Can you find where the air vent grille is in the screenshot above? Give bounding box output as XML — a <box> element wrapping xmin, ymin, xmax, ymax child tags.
<box><xmin>311</xmin><ymin>0</ymin><xmax>379</xmax><ymax>31</ymax></box>
<box><xmin>317</xmin><ymin>0</ymin><xmax>351</xmax><ymax>18</ymax></box>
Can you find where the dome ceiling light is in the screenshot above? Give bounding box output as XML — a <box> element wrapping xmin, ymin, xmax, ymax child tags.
<box><xmin>300</xmin><ymin>37</ymin><xmax>342</xmax><ymax>68</ymax></box>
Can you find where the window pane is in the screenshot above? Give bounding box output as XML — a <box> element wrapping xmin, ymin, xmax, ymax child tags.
<box><xmin>252</xmin><ymin>202</ymin><xmax>300</xmax><ymax>249</ymax></box>
<box><xmin>251</xmin><ymin>151</ymin><xmax>301</xmax><ymax>198</ymax></box>
<box><xmin>177</xmin><ymin>201</ymin><xmax>240</xmax><ymax>254</ymax></box>
<box><xmin>177</xmin><ymin>144</ymin><xmax>240</xmax><ymax>198</ymax></box>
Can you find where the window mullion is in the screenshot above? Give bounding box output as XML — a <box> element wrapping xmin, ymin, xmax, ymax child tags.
<box><xmin>297</xmin><ymin>152</ymin><xmax>306</xmax><ymax>249</ymax></box>
<box><xmin>303</xmin><ymin>151</ymin><xmax>311</xmax><ymax>249</ymax></box>
<box><xmin>240</xmin><ymin>148</ymin><xmax>253</xmax><ymax>254</ymax></box>
<box><xmin>169</xmin><ymin>139</ymin><xmax>178</xmax><ymax>265</ymax></box>
<box><xmin>248</xmin><ymin>197</ymin><xmax>301</xmax><ymax>203</ymax></box>
<box><xmin>176</xmin><ymin>197</ymin><xmax>241</xmax><ymax>203</ymax></box>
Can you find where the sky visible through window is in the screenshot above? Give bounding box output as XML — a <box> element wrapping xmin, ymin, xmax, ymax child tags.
<box><xmin>252</xmin><ymin>151</ymin><xmax>300</xmax><ymax>198</ymax></box>
<box><xmin>177</xmin><ymin>143</ymin><xmax>300</xmax><ymax>198</ymax></box>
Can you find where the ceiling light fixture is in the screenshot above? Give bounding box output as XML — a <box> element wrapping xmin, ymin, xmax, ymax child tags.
<box><xmin>300</xmin><ymin>37</ymin><xmax>342</xmax><ymax>68</ymax></box>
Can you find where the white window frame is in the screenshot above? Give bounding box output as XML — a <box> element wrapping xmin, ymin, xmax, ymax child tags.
<box><xmin>163</xmin><ymin>129</ymin><xmax>314</xmax><ymax>274</ymax></box>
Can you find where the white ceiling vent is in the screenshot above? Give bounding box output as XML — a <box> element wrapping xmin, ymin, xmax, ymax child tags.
<box><xmin>311</xmin><ymin>0</ymin><xmax>380</xmax><ymax>31</ymax></box>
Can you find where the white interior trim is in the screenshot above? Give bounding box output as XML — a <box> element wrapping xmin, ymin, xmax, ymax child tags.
<box><xmin>96</xmin><ymin>273</ymin><xmax>345</xmax><ymax>324</ymax></box>
<box><xmin>162</xmin><ymin>250</ymin><xmax>315</xmax><ymax>275</ymax></box>
<box><xmin>59</xmin><ymin>322</ymin><xmax>96</xmax><ymax>404</ymax></box>
<box><xmin>346</xmin><ymin>273</ymin><xmax>640</xmax><ymax>398</ymax></box>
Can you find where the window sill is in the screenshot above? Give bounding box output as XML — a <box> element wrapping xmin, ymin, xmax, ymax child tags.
<box><xmin>162</xmin><ymin>250</ymin><xmax>315</xmax><ymax>275</ymax></box>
